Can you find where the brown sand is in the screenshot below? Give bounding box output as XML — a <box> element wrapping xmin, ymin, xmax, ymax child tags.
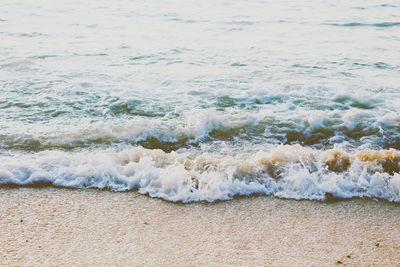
<box><xmin>1</xmin><ymin>188</ymin><xmax>399</xmax><ymax>267</ymax></box>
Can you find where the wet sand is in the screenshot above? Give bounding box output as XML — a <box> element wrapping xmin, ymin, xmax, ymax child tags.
<box><xmin>1</xmin><ymin>188</ymin><xmax>399</xmax><ymax>266</ymax></box>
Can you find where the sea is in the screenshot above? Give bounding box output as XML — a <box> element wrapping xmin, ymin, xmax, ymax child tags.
<box><xmin>1</xmin><ymin>0</ymin><xmax>400</xmax><ymax>202</ymax></box>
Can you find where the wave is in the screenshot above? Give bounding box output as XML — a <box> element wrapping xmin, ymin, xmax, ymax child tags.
<box><xmin>329</xmin><ymin>22</ymin><xmax>400</xmax><ymax>27</ymax></box>
<box><xmin>1</xmin><ymin>108</ymin><xmax>399</xmax><ymax>153</ymax></box>
<box><xmin>1</xmin><ymin>145</ymin><xmax>399</xmax><ymax>202</ymax></box>
<box><xmin>0</xmin><ymin>60</ymin><xmax>35</xmax><ymax>70</ymax></box>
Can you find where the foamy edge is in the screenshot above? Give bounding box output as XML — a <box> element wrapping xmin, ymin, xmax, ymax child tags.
<box><xmin>1</xmin><ymin>145</ymin><xmax>400</xmax><ymax>202</ymax></box>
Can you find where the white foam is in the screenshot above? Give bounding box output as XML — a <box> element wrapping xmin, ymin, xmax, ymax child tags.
<box><xmin>379</xmin><ymin>113</ymin><xmax>400</xmax><ymax>128</ymax></box>
<box><xmin>1</xmin><ymin>146</ymin><xmax>399</xmax><ymax>202</ymax></box>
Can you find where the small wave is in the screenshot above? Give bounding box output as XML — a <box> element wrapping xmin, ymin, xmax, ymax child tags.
<box><xmin>0</xmin><ymin>32</ymin><xmax>46</xmax><ymax>37</ymax></box>
<box><xmin>226</xmin><ymin>21</ymin><xmax>254</xmax><ymax>25</ymax></box>
<box><xmin>329</xmin><ymin>22</ymin><xmax>400</xmax><ymax>27</ymax></box>
<box><xmin>1</xmin><ymin>145</ymin><xmax>400</xmax><ymax>202</ymax></box>
<box><xmin>107</xmin><ymin>99</ymin><xmax>167</xmax><ymax>117</ymax></box>
<box><xmin>0</xmin><ymin>60</ymin><xmax>35</xmax><ymax>69</ymax></box>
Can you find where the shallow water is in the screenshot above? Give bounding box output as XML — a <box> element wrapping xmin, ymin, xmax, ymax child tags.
<box><xmin>1</xmin><ymin>0</ymin><xmax>400</xmax><ymax>201</ymax></box>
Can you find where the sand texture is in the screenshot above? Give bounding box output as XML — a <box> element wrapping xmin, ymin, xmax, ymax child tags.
<box><xmin>1</xmin><ymin>188</ymin><xmax>399</xmax><ymax>266</ymax></box>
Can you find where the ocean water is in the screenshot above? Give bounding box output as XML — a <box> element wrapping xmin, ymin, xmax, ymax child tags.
<box><xmin>1</xmin><ymin>0</ymin><xmax>400</xmax><ymax>202</ymax></box>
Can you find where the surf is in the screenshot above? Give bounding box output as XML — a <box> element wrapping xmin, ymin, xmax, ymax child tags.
<box><xmin>1</xmin><ymin>145</ymin><xmax>399</xmax><ymax>202</ymax></box>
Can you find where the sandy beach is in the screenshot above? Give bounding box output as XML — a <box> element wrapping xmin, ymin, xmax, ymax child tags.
<box><xmin>1</xmin><ymin>188</ymin><xmax>399</xmax><ymax>266</ymax></box>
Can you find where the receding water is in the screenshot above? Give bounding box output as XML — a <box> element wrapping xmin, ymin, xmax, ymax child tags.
<box><xmin>1</xmin><ymin>0</ymin><xmax>400</xmax><ymax>202</ymax></box>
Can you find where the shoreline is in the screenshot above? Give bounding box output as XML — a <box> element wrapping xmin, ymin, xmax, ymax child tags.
<box><xmin>1</xmin><ymin>188</ymin><xmax>399</xmax><ymax>266</ymax></box>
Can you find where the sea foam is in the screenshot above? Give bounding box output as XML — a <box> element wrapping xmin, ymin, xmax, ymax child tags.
<box><xmin>1</xmin><ymin>145</ymin><xmax>399</xmax><ymax>202</ymax></box>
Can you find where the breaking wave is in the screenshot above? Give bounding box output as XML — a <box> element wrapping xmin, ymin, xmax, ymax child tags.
<box><xmin>1</xmin><ymin>145</ymin><xmax>400</xmax><ymax>202</ymax></box>
<box><xmin>1</xmin><ymin>108</ymin><xmax>400</xmax><ymax>152</ymax></box>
